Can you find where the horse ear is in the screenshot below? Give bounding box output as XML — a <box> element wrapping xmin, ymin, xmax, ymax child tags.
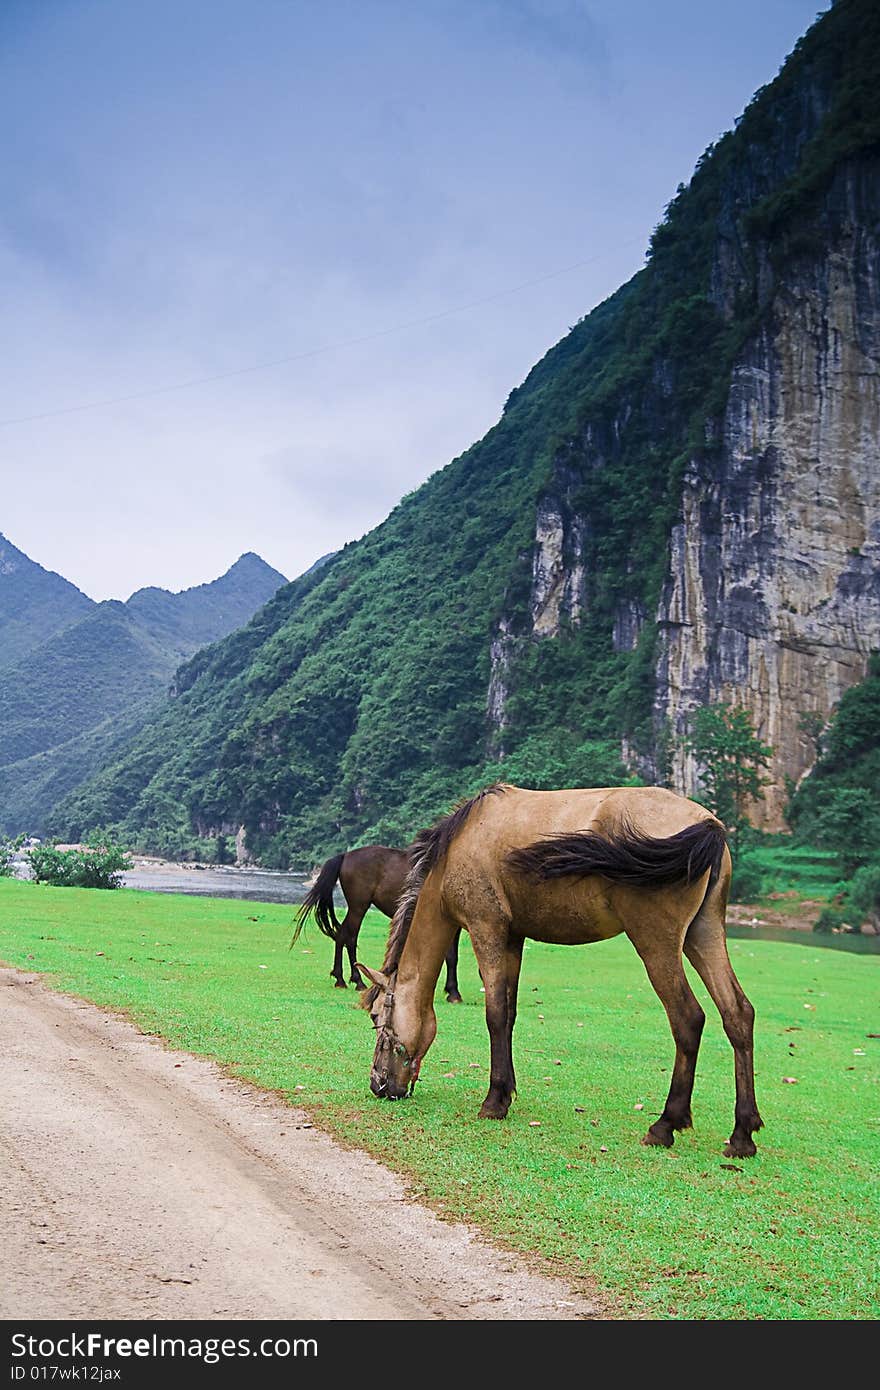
<box><xmin>356</xmin><ymin>963</ymin><xmax>390</xmax><ymax>991</ymax></box>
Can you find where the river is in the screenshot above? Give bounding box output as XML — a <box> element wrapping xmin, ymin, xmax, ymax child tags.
<box><xmin>115</xmin><ymin>861</ymin><xmax>880</xmax><ymax>955</ymax></box>
<box><xmin>121</xmin><ymin>862</ymin><xmax>311</xmax><ymax>904</ymax></box>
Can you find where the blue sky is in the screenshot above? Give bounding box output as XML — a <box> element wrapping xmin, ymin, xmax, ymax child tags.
<box><xmin>1</xmin><ymin>0</ymin><xmax>827</xmax><ymax>600</ymax></box>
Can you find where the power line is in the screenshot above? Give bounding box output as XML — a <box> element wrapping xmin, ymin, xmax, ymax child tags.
<box><xmin>0</xmin><ymin>239</ymin><xmax>645</xmax><ymax>428</ymax></box>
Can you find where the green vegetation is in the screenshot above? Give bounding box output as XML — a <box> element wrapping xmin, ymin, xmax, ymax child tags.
<box><xmin>26</xmin><ymin>841</ymin><xmax>133</xmax><ymax>890</ymax></box>
<box><xmin>47</xmin><ymin>1</ymin><xmax>880</xmax><ymax>868</ymax></box>
<box><xmin>0</xmin><ymin>532</ymin><xmax>93</xmax><ymax>674</ymax></box>
<box><xmin>0</xmin><ymin>603</ymin><xmax>172</xmax><ymax>766</ymax></box>
<box><xmin>0</xmin><ymin>701</ymin><xmax>161</xmax><ymax>842</ymax></box>
<box><xmin>0</xmin><ymin>551</ymin><xmax>286</xmax><ymax>836</ymax></box>
<box><xmin>789</xmin><ymin>654</ymin><xmax>880</xmax><ymax>869</ymax></box>
<box><xmin>788</xmin><ymin>653</ymin><xmax>880</xmax><ymax>932</ymax></box>
<box><xmin>0</xmin><ymin>833</ymin><xmax>24</xmax><ymax>876</ymax></box>
<box><xmin>734</xmin><ymin>838</ymin><xmax>846</xmax><ymax>899</ymax></box>
<box><xmin>744</xmin><ymin>0</ymin><xmax>880</xmax><ymax>243</ymax></box>
<box><xmin>0</xmin><ymin>876</ymin><xmax>876</xmax><ymax>1320</ymax></box>
<box><xmin>684</xmin><ymin>705</ymin><xmax>773</xmax><ymax>865</ymax></box>
<box><xmin>710</xmin><ymin>659</ymin><xmax>880</xmax><ymax>924</ymax></box>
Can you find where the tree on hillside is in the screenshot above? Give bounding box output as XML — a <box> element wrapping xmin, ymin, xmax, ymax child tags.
<box><xmin>788</xmin><ymin>653</ymin><xmax>880</xmax><ymax>881</ymax></box>
<box><xmin>490</xmin><ymin>731</ymin><xmax>637</xmax><ymax>792</ymax></box>
<box><xmin>684</xmin><ymin>704</ymin><xmax>773</xmax><ymax>861</ymax></box>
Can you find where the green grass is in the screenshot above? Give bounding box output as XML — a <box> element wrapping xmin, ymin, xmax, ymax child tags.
<box><xmin>1</xmin><ymin>877</ymin><xmax>878</xmax><ymax>1320</ymax></box>
<box><xmin>745</xmin><ymin>839</ymin><xmax>847</xmax><ymax>900</ymax></box>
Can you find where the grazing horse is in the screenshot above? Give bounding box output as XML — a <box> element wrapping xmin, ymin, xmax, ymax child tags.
<box><xmin>290</xmin><ymin>843</ymin><xmax>466</xmax><ymax>999</ymax></box>
<box><xmin>358</xmin><ymin>783</ymin><xmax>763</xmax><ymax>1159</ymax></box>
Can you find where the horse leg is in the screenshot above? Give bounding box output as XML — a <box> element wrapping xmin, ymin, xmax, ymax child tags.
<box><xmin>330</xmin><ymin>919</ymin><xmax>348</xmax><ymax>988</ymax></box>
<box><xmin>332</xmin><ymin>911</ymin><xmax>367</xmax><ymax>989</ymax></box>
<box><xmin>331</xmin><ymin>910</ymin><xmax>363</xmax><ymax>988</ymax></box>
<box><xmin>629</xmin><ymin>929</ymin><xmax>706</xmax><ymax>1148</ymax></box>
<box><xmin>684</xmin><ymin>910</ymin><xmax>763</xmax><ymax>1158</ymax></box>
<box><xmin>475</xmin><ymin>933</ymin><xmax>524</xmax><ymax>1120</ymax></box>
<box><xmin>345</xmin><ymin>911</ymin><xmax>367</xmax><ymax>989</ymax></box>
<box><xmin>443</xmin><ymin>927</ymin><xmax>463</xmax><ymax>1003</ymax></box>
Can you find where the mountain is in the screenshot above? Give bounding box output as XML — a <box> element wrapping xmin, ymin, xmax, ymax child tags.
<box><xmin>0</xmin><ymin>533</ymin><xmax>94</xmax><ymax>672</ymax></box>
<box><xmin>0</xmin><ymin>549</ymin><xmax>287</xmax><ymax>832</ymax></box>
<box><xmin>48</xmin><ymin>0</ymin><xmax>880</xmax><ymax>865</ymax></box>
<box><xmin>301</xmin><ymin>552</ymin><xmax>336</xmax><ymax>577</ymax></box>
<box><xmin>124</xmin><ymin>552</ymin><xmax>290</xmax><ymax>653</ymax></box>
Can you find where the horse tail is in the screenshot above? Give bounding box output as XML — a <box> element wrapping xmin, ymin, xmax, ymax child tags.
<box><xmin>359</xmin><ymin>783</ymin><xmax>507</xmax><ymax>1011</ymax></box>
<box><xmin>507</xmin><ymin>816</ymin><xmax>728</xmax><ymax>889</ymax></box>
<box><xmin>289</xmin><ymin>852</ymin><xmax>345</xmax><ymax>948</ymax></box>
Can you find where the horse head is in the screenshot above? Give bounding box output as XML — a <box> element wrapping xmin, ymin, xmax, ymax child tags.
<box><xmin>357</xmin><ymin>964</ymin><xmax>421</xmax><ymax>1099</ymax></box>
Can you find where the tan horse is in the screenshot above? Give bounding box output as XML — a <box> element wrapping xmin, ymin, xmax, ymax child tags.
<box><xmin>358</xmin><ymin>783</ymin><xmax>763</xmax><ymax>1158</ymax></box>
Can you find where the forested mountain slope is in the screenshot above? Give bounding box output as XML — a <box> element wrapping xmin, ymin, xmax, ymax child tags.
<box><xmin>0</xmin><ymin>551</ymin><xmax>286</xmax><ymax>832</ymax></box>
<box><xmin>0</xmin><ymin>533</ymin><xmax>94</xmax><ymax>673</ymax></box>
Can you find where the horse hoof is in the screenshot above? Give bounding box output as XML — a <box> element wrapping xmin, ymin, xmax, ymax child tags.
<box><xmin>724</xmin><ymin>1138</ymin><xmax>757</xmax><ymax>1159</ymax></box>
<box><xmin>446</xmin><ymin>994</ymin><xmax>462</xmax><ymax>1004</ymax></box>
<box><xmin>333</xmin><ymin>980</ymin><xmax>347</xmax><ymax>990</ymax></box>
<box><xmin>478</xmin><ymin>1101</ymin><xmax>509</xmax><ymax>1120</ymax></box>
<box><xmin>641</xmin><ymin>1128</ymin><xmax>674</xmax><ymax>1149</ymax></box>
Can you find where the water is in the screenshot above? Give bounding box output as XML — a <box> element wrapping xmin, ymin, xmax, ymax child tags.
<box><xmin>116</xmin><ymin>863</ymin><xmax>880</xmax><ymax>954</ymax></box>
<box><xmin>726</xmin><ymin>923</ymin><xmax>880</xmax><ymax>955</ymax></box>
<box><xmin>121</xmin><ymin>864</ymin><xmax>312</xmax><ymax>904</ymax></box>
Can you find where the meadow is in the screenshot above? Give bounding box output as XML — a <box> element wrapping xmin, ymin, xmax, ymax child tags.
<box><xmin>1</xmin><ymin>875</ymin><xmax>877</xmax><ymax>1320</ymax></box>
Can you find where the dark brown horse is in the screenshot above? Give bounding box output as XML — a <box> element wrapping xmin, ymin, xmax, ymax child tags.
<box><xmin>358</xmin><ymin>783</ymin><xmax>763</xmax><ymax>1158</ymax></box>
<box><xmin>291</xmin><ymin>843</ymin><xmax>465</xmax><ymax>999</ymax></box>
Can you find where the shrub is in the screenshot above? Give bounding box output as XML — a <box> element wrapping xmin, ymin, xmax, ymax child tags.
<box><xmin>833</xmin><ymin>860</ymin><xmax>880</xmax><ymax>933</ymax></box>
<box><xmin>848</xmin><ymin>861</ymin><xmax>880</xmax><ymax>922</ymax></box>
<box><xmin>814</xmin><ymin>904</ymin><xmax>851</xmax><ymax>934</ymax></box>
<box><xmin>0</xmin><ymin>835</ymin><xmax>25</xmax><ymax>877</ymax></box>
<box><xmin>27</xmin><ymin>842</ymin><xmax>133</xmax><ymax>889</ymax></box>
<box><xmin>810</xmin><ymin>859</ymin><xmax>880</xmax><ymax>934</ymax></box>
<box><xmin>729</xmin><ymin>853</ymin><xmax>766</xmax><ymax>903</ymax></box>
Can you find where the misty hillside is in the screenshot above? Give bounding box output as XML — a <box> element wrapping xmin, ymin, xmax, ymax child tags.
<box><xmin>0</xmin><ymin>548</ymin><xmax>287</xmax><ymax>833</ymax></box>
<box><xmin>0</xmin><ymin>533</ymin><xmax>94</xmax><ymax>673</ymax></box>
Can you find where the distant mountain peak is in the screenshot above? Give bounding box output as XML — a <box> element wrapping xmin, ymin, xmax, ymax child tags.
<box><xmin>303</xmin><ymin>551</ymin><xmax>336</xmax><ymax>577</ymax></box>
<box><xmin>221</xmin><ymin>551</ymin><xmax>287</xmax><ymax>581</ymax></box>
<box><xmin>126</xmin><ymin>552</ymin><xmax>287</xmax><ymax>606</ymax></box>
<box><xmin>123</xmin><ymin>551</ymin><xmax>287</xmax><ymax>650</ymax></box>
<box><xmin>0</xmin><ymin>532</ymin><xmax>94</xmax><ymax>672</ymax></box>
<box><xmin>0</xmin><ymin>532</ymin><xmax>89</xmax><ymax>592</ymax></box>
<box><xmin>0</xmin><ymin>543</ymin><xmax>290</xmax><ymax>834</ymax></box>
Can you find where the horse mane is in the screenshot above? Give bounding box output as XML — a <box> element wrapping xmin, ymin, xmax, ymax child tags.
<box><xmin>359</xmin><ymin>783</ymin><xmax>508</xmax><ymax>1010</ymax></box>
<box><xmin>507</xmin><ymin>815</ymin><xmax>728</xmax><ymax>888</ymax></box>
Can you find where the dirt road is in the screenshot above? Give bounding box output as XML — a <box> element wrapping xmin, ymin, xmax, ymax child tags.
<box><xmin>0</xmin><ymin>967</ymin><xmax>607</xmax><ymax>1321</ymax></box>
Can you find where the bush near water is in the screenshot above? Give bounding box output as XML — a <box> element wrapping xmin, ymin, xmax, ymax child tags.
<box><xmin>26</xmin><ymin>841</ymin><xmax>133</xmax><ymax>890</ymax></box>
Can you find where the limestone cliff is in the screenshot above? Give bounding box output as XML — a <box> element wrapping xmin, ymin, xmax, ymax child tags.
<box><xmin>656</xmin><ymin>158</ymin><xmax>880</xmax><ymax>826</ymax></box>
<box><xmin>489</xmin><ymin>18</ymin><xmax>880</xmax><ymax>828</ymax></box>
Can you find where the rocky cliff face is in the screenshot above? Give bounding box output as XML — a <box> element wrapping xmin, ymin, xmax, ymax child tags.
<box><xmin>656</xmin><ymin>157</ymin><xmax>880</xmax><ymax>826</ymax></box>
<box><xmin>486</xmin><ymin>129</ymin><xmax>880</xmax><ymax>830</ymax></box>
<box><xmin>481</xmin><ymin>9</ymin><xmax>880</xmax><ymax>830</ymax></box>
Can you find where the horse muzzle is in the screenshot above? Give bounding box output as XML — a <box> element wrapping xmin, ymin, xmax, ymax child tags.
<box><xmin>370</xmin><ymin>1066</ymin><xmax>409</xmax><ymax>1100</ymax></box>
